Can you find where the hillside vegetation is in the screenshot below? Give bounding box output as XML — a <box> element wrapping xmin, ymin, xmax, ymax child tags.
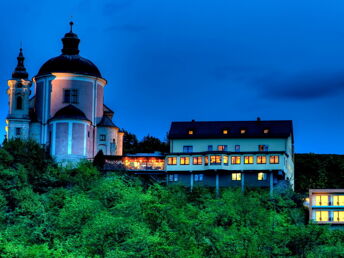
<box><xmin>0</xmin><ymin>139</ymin><xmax>343</xmax><ymax>257</ymax></box>
<box><xmin>295</xmin><ymin>154</ymin><xmax>344</xmax><ymax>193</ymax></box>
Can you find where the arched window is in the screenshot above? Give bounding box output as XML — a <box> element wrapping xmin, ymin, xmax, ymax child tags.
<box><xmin>16</xmin><ymin>96</ymin><xmax>23</xmax><ymax>110</ymax></box>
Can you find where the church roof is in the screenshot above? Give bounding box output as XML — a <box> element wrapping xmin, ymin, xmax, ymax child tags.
<box><xmin>97</xmin><ymin>115</ymin><xmax>118</xmax><ymax>128</ymax></box>
<box><xmin>50</xmin><ymin>105</ymin><xmax>90</xmax><ymax>122</ymax></box>
<box><xmin>36</xmin><ymin>22</ymin><xmax>101</xmax><ymax>78</ymax></box>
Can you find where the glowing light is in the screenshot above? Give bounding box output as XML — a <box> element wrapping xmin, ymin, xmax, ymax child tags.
<box><xmin>333</xmin><ymin>195</ymin><xmax>344</xmax><ymax>206</ymax></box>
<box><xmin>315</xmin><ymin>195</ymin><xmax>329</xmax><ymax>206</ymax></box>
<box><xmin>316</xmin><ymin>211</ymin><xmax>329</xmax><ymax>222</ymax></box>
<box><xmin>232</xmin><ymin>173</ymin><xmax>241</xmax><ymax>181</ymax></box>
<box><xmin>334</xmin><ymin>211</ymin><xmax>344</xmax><ymax>222</ymax></box>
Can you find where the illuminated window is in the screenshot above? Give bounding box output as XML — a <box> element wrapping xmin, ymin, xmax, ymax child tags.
<box><xmin>257</xmin><ymin>156</ymin><xmax>267</xmax><ymax>164</ymax></box>
<box><xmin>223</xmin><ymin>156</ymin><xmax>229</xmax><ymax>165</ymax></box>
<box><xmin>270</xmin><ymin>156</ymin><xmax>279</xmax><ymax>164</ymax></box>
<box><xmin>223</xmin><ymin>129</ymin><xmax>228</xmax><ymax>135</ymax></box>
<box><xmin>235</xmin><ymin>145</ymin><xmax>240</xmax><ymax>152</ymax></box>
<box><xmin>193</xmin><ymin>156</ymin><xmax>203</xmax><ymax>165</ymax></box>
<box><xmin>208</xmin><ymin>145</ymin><xmax>213</xmax><ymax>151</ymax></box>
<box><xmin>100</xmin><ymin>134</ymin><xmax>106</xmax><ymax>141</ymax></box>
<box><xmin>180</xmin><ymin>157</ymin><xmax>190</xmax><ymax>165</ymax></box>
<box><xmin>258</xmin><ymin>172</ymin><xmax>267</xmax><ymax>181</ymax></box>
<box><xmin>333</xmin><ymin>196</ymin><xmax>344</xmax><ymax>206</ymax></box>
<box><xmin>231</xmin><ymin>156</ymin><xmax>241</xmax><ymax>164</ymax></box>
<box><xmin>167</xmin><ymin>157</ymin><xmax>177</xmax><ymax>165</ymax></box>
<box><xmin>263</xmin><ymin>129</ymin><xmax>269</xmax><ymax>134</ymax></box>
<box><xmin>259</xmin><ymin>145</ymin><xmax>269</xmax><ymax>151</ymax></box>
<box><xmin>169</xmin><ymin>174</ymin><xmax>179</xmax><ymax>182</ymax></box>
<box><xmin>240</xmin><ymin>129</ymin><xmax>246</xmax><ymax>134</ymax></box>
<box><xmin>194</xmin><ymin>174</ymin><xmax>204</xmax><ymax>182</ymax></box>
<box><xmin>333</xmin><ymin>211</ymin><xmax>344</xmax><ymax>222</ymax></box>
<box><xmin>205</xmin><ymin>156</ymin><xmax>209</xmax><ymax>166</ymax></box>
<box><xmin>16</xmin><ymin>96</ymin><xmax>23</xmax><ymax>110</ymax></box>
<box><xmin>15</xmin><ymin>127</ymin><xmax>21</xmax><ymax>136</ymax></box>
<box><xmin>315</xmin><ymin>195</ymin><xmax>329</xmax><ymax>206</ymax></box>
<box><xmin>188</xmin><ymin>130</ymin><xmax>194</xmax><ymax>135</ymax></box>
<box><xmin>232</xmin><ymin>173</ymin><xmax>241</xmax><ymax>181</ymax></box>
<box><xmin>210</xmin><ymin>155</ymin><xmax>221</xmax><ymax>165</ymax></box>
<box><xmin>217</xmin><ymin>145</ymin><xmax>228</xmax><ymax>151</ymax></box>
<box><xmin>244</xmin><ymin>156</ymin><xmax>254</xmax><ymax>164</ymax></box>
<box><xmin>316</xmin><ymin>211</ymin><xmax>329</xmax><ymax>222</ymax></box>
<box><xmin>183</xmin><ymin>146</ymin><xmax>193</xmax><ymax>153</ymax></box>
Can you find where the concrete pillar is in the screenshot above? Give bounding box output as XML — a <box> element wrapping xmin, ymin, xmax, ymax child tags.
<box><xmin>68</xmin><ymin>122</ymin><xmax>72</xmax><ymax>155</ymax></box>
<box><xmin>241</xmin><ymin>172</ymin><xmax>245</xmax><ymax>192</ymax></box>
<box><xmin>270</xmin><ymin>171</ymin><xmax>274</xmax><ymax>197</ymax></box>
<box><xmin>83</xmin><ymin>124</ymin><xmax>87</xmax><ymax>156</ymax></box>
<box><xmin>190</xmin><ymin>172</ymin><xmax>194</xmax><ymax>192</ymax></box>
<box><xmin>51</xmin><ymin>122</ymin><xmax>56</xmax><ymax>156</ymax></box>
<box><xmin>216</xmin><ymin>173</ymin><xmax>219</xmax><ymax>197</ymax></box>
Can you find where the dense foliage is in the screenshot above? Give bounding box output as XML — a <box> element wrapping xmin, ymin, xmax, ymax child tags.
<box><xmin>295</xmin><ymin>154</ymin><xmax>344</xmax><ymax>193</ymax></box>
<box><xmin>122</xmin><ymin>130</ymin><xmax>169</xmax><ymax>154</ymax></box>
<box><xmin>0</xmin><ymin>139</ymin><xmax>343</xmax><ymax>257</ymax></box>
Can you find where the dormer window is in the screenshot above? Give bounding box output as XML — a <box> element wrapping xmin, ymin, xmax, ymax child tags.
<box><xmin>188</xmin><ymin>130</ymin><xmax>194</xmax><ymax>135</ymax></box>
<box><xmin>263</xmin><ymin>129</ymin><xmax>269</xmax><ymax>134</ymax></box>
<box><xmin>223</xmin><ymin>129</ymin><xmax>228</xmax><ymax>135</ymax></box>
<box><xmin>240</xmin><ymin>129</ymin><xmax>246</xmax><ymax>134</ymax></box>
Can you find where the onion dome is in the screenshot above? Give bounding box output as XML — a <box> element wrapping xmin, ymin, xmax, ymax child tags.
<box><xmin>50</xmin><ymin>104</ymin><xmax>90</xmax><ymax>121</ymax></box>
<box><xmin>36</xmin><ymin>22</ymin><xmax>101</xmax><ymax>78</ymax></box>
<box><xmin>12</xmin><ymin>48</ymin><xmax>28</xmax><ymax>79</ymax></box>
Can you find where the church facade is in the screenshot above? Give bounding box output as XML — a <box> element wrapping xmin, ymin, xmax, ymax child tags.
<box><xmin>6</xmin><ymin>22</ymin><xmax>123</xmax><ymax>162</ymax></box>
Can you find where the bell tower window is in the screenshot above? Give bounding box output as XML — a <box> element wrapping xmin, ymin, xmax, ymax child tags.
<box><xmin>15</xmin><ymin>127</ymin><xmax>21</xmax><ymax>136</ymax></box>
<box><xmin>16</xmin><ymin>96</ymin><xmax>23</xmax><ymax>110</ymax></box>
<box><xmin>63</xmin><ymin>89</ymin><xmax>78</xmax><ymax>104</ymax></box>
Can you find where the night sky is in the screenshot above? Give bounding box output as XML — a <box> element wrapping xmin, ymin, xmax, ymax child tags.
<box><xmin>1</xmin><ymin>0</ymin><xmax>344</xmax><ymax>154</ymax></box>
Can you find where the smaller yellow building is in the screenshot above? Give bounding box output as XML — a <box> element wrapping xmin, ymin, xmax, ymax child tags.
<box><xmin>308</xmin><ymin>189</ymin><xmax>344</xmax><ymax>225</ymax></box>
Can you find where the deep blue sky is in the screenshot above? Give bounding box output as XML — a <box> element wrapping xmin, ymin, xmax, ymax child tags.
<box><xmin>1</xmin><ymin>0</ymin><xmax>344</xmax><ymax>154</ymax></box>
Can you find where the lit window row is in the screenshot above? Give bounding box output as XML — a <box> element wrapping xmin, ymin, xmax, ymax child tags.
<box><xmin>314</xmin><ymin>195</ymin><xmax>344</xmax><ymax>206</ymax></box>
<box><xmin>187</xmin><ymin>129</ymin><xmax>270</xmax><ymax>135</ymax></box>
<box><xmin>168</xmin><ymin>172</ymin><xmax>268</xmax><ymax>182</ymax></box>
<box><xmin>168</xmin><ymin>174</ymin><xmax>204</xmax><ymax>182</ymax></box>
<box><xmin>167</xmin><ymin>155</ymin><xmax>279</xmax><ymax>165</ymax></box>
<box><xmin>183</xmin><ymin>145</ymin><xmax>270</xmax><ymax>152</ymax></box>
<box><xmin>315</xmin><ymin>211</ymin><xmax>344</xmax><ymax>222</ymax></box>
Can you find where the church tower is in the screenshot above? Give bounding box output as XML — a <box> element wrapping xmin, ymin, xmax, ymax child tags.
<box><xmin>6</xmin><ymin>48</ymin><xmax>32</xmax><ymax>140</ymax></box>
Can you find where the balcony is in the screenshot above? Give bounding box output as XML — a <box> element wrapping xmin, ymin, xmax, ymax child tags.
<box><xmin>166</xmin><ymin>153</ymin><xmax>285</xmax><ymax>172</ymax></box>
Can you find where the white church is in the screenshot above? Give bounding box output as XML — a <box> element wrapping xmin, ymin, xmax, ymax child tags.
<box><xmin>6</xmin><ymin>22</ymin><xmax>124</xmax><ymax>162</ymax></box>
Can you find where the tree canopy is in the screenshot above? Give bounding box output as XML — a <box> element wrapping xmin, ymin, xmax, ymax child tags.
<box><xmin>0</xmin><ymin>139</ymin><xmax>343</xmax><ymax>257</ymax></box>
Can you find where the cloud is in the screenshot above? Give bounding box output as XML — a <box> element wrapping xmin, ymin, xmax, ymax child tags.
<box><xmin>257</xmin><ymin>70</ymin><xmax>344</xmax><ymax>100</ymax></box>
<box><xmin>102</xmin><ymin>0</ymin><xmax>135</xmax><ymax>16</ymax></box>
<box><xmin>105</xmin><ymin>24</ymin><xmax>146</xmax><ymax>33</ymax></box>
<box><xmin>212</xmin><ymin>65</ymin><xmax>262</xmax><ymax>82</ymax></box>
<box><xmin>211</xmin><ymin>64</ymin><xmax>344</xmax><ymax>100</ymax></box>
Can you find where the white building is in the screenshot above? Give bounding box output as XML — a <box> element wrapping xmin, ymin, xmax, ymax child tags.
<box><xmin>6</xmin><ymin>22</ymin><xmax>123</xmax><ymax>162</ymax></box>
<box><xmin>166</xmin><ymin>119</ymin><xmax>294</xmax><ymax>194</ymax></box>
